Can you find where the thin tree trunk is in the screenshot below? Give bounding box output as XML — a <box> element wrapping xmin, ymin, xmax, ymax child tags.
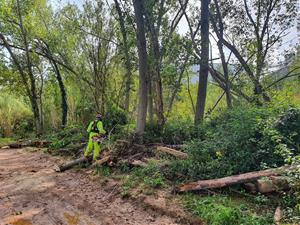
<box><xmin>195</xmin><ymin>0</ymin><xmax>211</xmax><ymax>124</ymax></box>
<box><xmin>133</xmin><ymin>0</ymin><xmax>149</xmax><ymax>137</ymax></box>
<box><xmin>114</xmin><ymin>0</ymin><xmax>132</xmax><ymax>112</ymax></box>
<box><xmin>212</xmin><ymin>0</ymin><xmax>232</xmax><ymax>108</ymax></box>
<box><xmin>148</xmin><ymin>79</ymin><xmax>154</xmax><ymax>123</ymax></box>
<box><xmin>167</xmin><ymin>56</ymin><xmax>189</xmax><ymax>117</ymax></box>
<box><xmin>146</xmin><ymin>24</ymin><xmax>165</xmax><ymax>127</ymax></box>
<box><xmin>187</xmin><ymin>73</ymin><xmax>196</xmax><ymax>114</ymax></box>
<box><xmin>51</xmin><ymin>60</ymin><xmax>68</xmax><ymax>128</ymax></box>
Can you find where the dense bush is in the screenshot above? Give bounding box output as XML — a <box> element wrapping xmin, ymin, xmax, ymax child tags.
<box><xmin>275</xmin><ymin>107</ymin><xmax>300</xmax><ymax>152</ymax></box>
<box><xmin>104</xmin><ymin>105</ymin><xmax>128</xmax><ymax>132</ymax></box>
<box><xmin>144</xmin><ymin>119</ymin><xmax>207</xmax><ymax>144</ymax></box>
<box><xmin>46</xmin><ymin>125</ymin><xmax>86</xmax><ymax>150</ymax></box>
<box><xmin>167</xmin><ymin>105</ymin><xmax>295</xmax><ymax>181</ymax></box>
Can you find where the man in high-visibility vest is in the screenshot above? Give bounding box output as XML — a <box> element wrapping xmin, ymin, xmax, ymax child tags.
<box><xmin>84</xmin><ymin>113</ymin><xmax>106</xmax><ymax>161</ymax></box>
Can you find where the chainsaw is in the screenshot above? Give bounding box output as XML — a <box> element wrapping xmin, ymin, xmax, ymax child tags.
<box><xmin>91</xmin><ymin>124</ymin><xmax>117</xmax><ymax>142</ymax></box>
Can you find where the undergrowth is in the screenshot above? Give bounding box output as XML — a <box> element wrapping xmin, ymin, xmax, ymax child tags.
<box><xmin>183</xmin><ymin>194</ymin><xmax>274</xmax><ymax>225</ymax></box>
<box><xmin>0</xmin><ymin>137</ymin><xmax>15</xmax><ymax>147</ymax></box>
<box><xmin>120</xmin><ymin>162</ymin><xmax>166</xmax><ymax>198</ymax></box>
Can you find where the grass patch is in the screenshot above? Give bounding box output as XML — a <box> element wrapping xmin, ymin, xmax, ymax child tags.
<box><xmin>120</xmin><ymin>162</ymin><xmax>166</xmax><ymax>198</ymax></box>
<box><xmin>0</xmin><ymin>137</ymin><xmax>15</xmax><ymax>147</ymax></box>
<box><xmin>183</xmin><ymin>194</ymin><xmax>274</xmax><ymax>225</ymax></box>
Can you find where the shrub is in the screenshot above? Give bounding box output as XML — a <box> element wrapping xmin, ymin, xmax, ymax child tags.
<box><xmin>46</xmin><ymin>125</ymin><xmax>86</xmax><ymax>150</ymax></box>
<box><xmin>144</xmin><ymin>119</ymin><xmax>207</xmax><ymax>144</ymax></box>
<box><xmin>275</xmin><ymin>107</ymin><xmax>300</xmax><ymax>152</ymax></box>
<box><xmin>104</xmin><ymin>105</ymin><xmax>128</xmax><ymax>132</ymax></box>
<box><xmin>167</xmin><ymin>105</ymin><xmax>293</xmax><ymax>181</ymax></box>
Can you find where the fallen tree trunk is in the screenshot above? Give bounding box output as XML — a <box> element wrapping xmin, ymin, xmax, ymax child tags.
<box><xmin>156</xmin><ymin>146</ymin><xmax>188</xmax><ymax>159</ymax></box>
<box><xmin>146</xmin><ymin>143</ymin><xmax>187</xmax><ymax>150</ymax></box>
<box><xmin>175</xmin><ymin>166</ymin><xmax>293</xmax><ymax>193</ymax></box>
<box><xmin>4</xmin><ymin>140</ymin><xmax>51</xmax><ymax>149</ymax></box>
<box><xmin>54</xmin><ymin>156</ymin><xmax>90</xmax><ymax>172</ymax></box>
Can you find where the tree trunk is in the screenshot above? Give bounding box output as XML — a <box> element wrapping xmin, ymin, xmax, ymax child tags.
<box><xmin>217</xmin><ymin>41</ymin><xmax>232</xmax><ymax>108</ymax></box>
<box><xmin>145</xmin><ymin>9</ymin><xmax>165</xmax><ymax>127</ymax></box>
<box><xmin>212</xmin><ymin>0</ymin><xmax>232</xmax><ymax>109</ymax></box>
<box><xmin>167</xmin><ymin>56</ymin><xmax>189</xmax><ymax>117</ymax></box>
<box><xmin>148</xmin><ymin>79</ymin><xmax>154</xmax><ymax>123</ymax></box>
<box><xmin>195</xmin><ymin>0</ymin><xmax>211</xmax><ymax>124</ymax></box>
<box><xmin>114</xmin><ymin>0</ymin><xmax>132</xmax><ymax>112</ymax></box>
<box><xmin>133</xmin><ymin>0</ymin><xmax>149</xmax><ymax>137</ymax></box>
<box><xmin>52</xmin><ymin>60</ymin><xmax>68</xmax><ymax>128</ymax></box>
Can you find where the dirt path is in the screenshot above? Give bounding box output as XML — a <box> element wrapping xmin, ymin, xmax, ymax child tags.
<box><xmin>0</xmin><ymin>148</ymin><xmax>185</xmax><ymax>225</ymax></box>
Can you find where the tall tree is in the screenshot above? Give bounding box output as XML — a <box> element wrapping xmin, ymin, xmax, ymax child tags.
<box><xmin>133</xmin><ymin>0</ymin><xmax>149</xmax><ymax>137</ymax></box>
<box><xmin>212</xmin><ymin>0</ymin><xmax>297</xmax><ymax>104</ymax></box>
<box><xmin>195</xmin><ymin>0</ymin><xmax>211</xmax><ymax>124</ymax></box>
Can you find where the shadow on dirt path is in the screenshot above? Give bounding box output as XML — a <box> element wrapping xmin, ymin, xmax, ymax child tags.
<box><xmin>0</xmin><ymin>148</ymin><xmax>183</xmax><ymax>225</ymax></box>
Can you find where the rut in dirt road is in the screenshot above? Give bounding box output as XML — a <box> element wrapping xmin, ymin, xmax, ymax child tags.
<box><xmin>0</xmin><ymin>148</ymin><xmax>184</xmax><ymax>225</ymax></box>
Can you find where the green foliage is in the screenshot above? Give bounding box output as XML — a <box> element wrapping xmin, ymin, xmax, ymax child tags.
<box><xmin>0</xmin><ymin>137</ymin><xmax>15</xmax><ymax>147</ymax></box>
<box><xmin>94</xmin><ymin>165</ymin><xmax>112</xmax><ymax>177</ymax></box>
<box><xmin>275</xmin><ymin>107</ymin><xmax>300</xmax><ymax>152</ymax></box>
<box><xmin>104</xmin><ymin>105</ymin><xmax>128</xmax><ymax>131</ymax></box>
<box><xmin>144</xmin><ymin>119</ymin><xmax>206</xmax><ymax>144</ymax></box>
<box><xmin>121</xmin><ymin>162</ymin><xmax>165</xmax><ymax>197</ymax></box>
<box><xmin>0</xmin><ymin>93</ymin><xmax>33</xmax><ymax>137</ymax></box>
<box><xmin>45</xmin><ymin>125</ymin><xmax>85</xmax><ymax>150</ymax></box>
<box><xmin>184</xmin><ymin>195</ymin><xmax>273</xmax><ymax>225</ymax></box>
<box><xmin>168</xmin><ymin>105</ymin><xmax>295</xmax><ymax>181</ymax></box>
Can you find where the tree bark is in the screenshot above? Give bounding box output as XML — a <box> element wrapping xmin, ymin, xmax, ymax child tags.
<box><xmin>133</xmin><ymin>0</ymin><xmax>149</xmax><ymax>137</ymax></box>
<box><xmin>148</xmin><ymin>79</ymin><xmax>154</xmax><ymax>123</ymax></box>
<box><xmin>195</xmin><ymin>0</ymin><xmax>211</xmax><ymax>124</ymax></box>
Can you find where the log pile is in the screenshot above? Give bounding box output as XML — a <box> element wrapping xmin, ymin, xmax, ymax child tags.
<box><xmin>55</xmin><ymin>139</ymin><xmax>188</xmax><ymax>172</ymax></box>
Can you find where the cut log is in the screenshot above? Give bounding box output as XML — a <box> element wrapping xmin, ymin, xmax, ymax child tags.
<box><xmin>54</xmin><ymin>157</ymin><xmax>90</xmax><ymax>172</ymax></box>
<box><xmin>175</xmin><ymin>167</ymin><xmax>293</xmax><ymax>193</ymax></box>
<box><xmin>92</xmin><ymin>156</ymin><xmax>111</xmax><ymax>166</ymax></box>
<box><xmin>155</xmin><ymin>146</ymin><xmax>188</xmax><ymax>159</ymax></box>
<box><xmin>256</xmin><ymin>176</ymin><xmax>289</xmax><ymax>193</ymax></box>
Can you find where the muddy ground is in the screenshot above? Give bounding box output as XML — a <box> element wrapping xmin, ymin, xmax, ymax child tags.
<box><xmin>0</xmin><ymin>148</ymin><xmax>196</xmax><ymax>225</ymax></box>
